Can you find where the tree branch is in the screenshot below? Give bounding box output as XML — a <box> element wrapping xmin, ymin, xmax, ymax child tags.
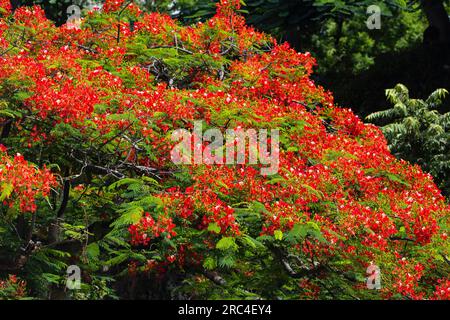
<box><xmin>203</xmin><ymin>270</ymin><xmax>227</xmax><ymax>286</ymax></box>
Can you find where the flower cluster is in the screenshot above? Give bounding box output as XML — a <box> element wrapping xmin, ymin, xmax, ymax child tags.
<box><xmin>433</xmin><ymin>279</ymin><xmax>450</xmax><ymax>300</ymax></box>
<box><xmin>0</xmin><ymin>275</ymin><xmax>27</xmax><ymax>299</ymax></box>
<box><xmin>0</xmin><ymin>0</ymin><xmax>11</xmax><ymax>15</ymax></box>
<box><xmin>0</xmin><ymin>145</ymin><xmax>56</xmax><ymax>212</ymax></box>
<box><xmin>129</xmin><ymin>212</ymin><xmax>176</xmax><ymax>246</ymax></box>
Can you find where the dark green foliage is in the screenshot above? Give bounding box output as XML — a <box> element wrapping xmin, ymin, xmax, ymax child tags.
<box><xmin>367</xmin><ymin>84</ymin><xmax>450</xmax><ymax>196</ymax></box>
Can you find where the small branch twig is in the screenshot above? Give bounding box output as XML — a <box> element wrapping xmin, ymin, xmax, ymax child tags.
<box><xmin>203</xmin><ymin>270</ymin><xmax>226</xmax><ymax>286</ymax></box>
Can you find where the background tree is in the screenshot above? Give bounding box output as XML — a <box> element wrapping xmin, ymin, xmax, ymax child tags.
<box><xmin>367</xmin><ymin>84</ymin><xmax>450</xmax><ymax>196</ymax></box>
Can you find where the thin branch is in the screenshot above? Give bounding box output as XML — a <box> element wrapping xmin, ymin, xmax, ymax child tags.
<box><xmin>148</xmin><ymin>45</ymin><xmax>193</xmax><ymax>55</ymax></box>
<box><xmin>441</xmin><ymin>254</ymin><xmax>450</xmax><ymax>266</ymax></box>
<box><xmin>56</xmin><ymin>180</ymin><xmax>71</xmax><ymax>219</ymax></box>
<box><xmin>203</xmin><ymin>270</ymin><xmax>227</xmax><ymax>286</ymax></box>
<box><xmin>116</xmin><ymin>0</ymin><xmax>134</xmax><ymax>44</ymax></box>
<box><xmin>389</xmin><ymin>236</ymin><xmax>415</xmax><ymax>242</ymax></box>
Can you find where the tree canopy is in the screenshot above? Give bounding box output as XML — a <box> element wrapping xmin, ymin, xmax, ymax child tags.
<box><xmin>0</xmin><ymin>0</ymin><xmax>449</xmax><ymax>300</ymax></box>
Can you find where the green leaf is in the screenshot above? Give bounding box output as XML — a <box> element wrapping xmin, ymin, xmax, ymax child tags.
<box><xmin>218</xmin><ymin>255</ymin><xmax>235</xmax><ymax>268</ymax></box>
<box><xmin>13</xmin><ymin>91</ymin><xmax>33</xmax><ymax>101</ymax></box>
<box><xmin>203</xmin><ymin>257</ymin><xmax>217</xmax><ymax>270</ymax></box>
<box><xmin>240</xmin><ymin>235</ymin><xmax>265</xmax><ymax>250</ymax></box>
<box><xmin>0</xmin><ymin>109</ymin><xmax>21</xmax><ymax>118</ymax></box>
<box><xmin>105</xmin><ymin>253</ymin><xmax>129</xmax><ymax>266</ymax></box>
<box><xmin>249</xmin><ymin>201</ymin><xmax>268</xmax><ymax>213</ymax></box>
<box><xmin>264</xmin><ymin>176</ymin><xmax>285</xmax><ymax>185</ymax></box>
<box><xmin>274</xmin><ymin>230</ymin><xmax>283</xmax><ymax>241</ymax></box>
<box><xmin>208</xmin><ymin>222</ymin><xmax>221</xmax><ymax>234</ymax></box>
<box><xmin>285</xmin><ymin>222</ymin><xmax>327</xmax><ymax>244</ymax></box>
<box><xmin>216</xmin><ymin>237</ymin><xmax>237</xmax><ymax>251</ymax></box>
<box><xmin>110</xmin><ymin>206</ymin><xmax>144</xmax><ymax>228</ymax></box>
<box><xmin>0</xmin><ymin>183</ymin><xmax>14</xmax><ymax>201</ymax></box>
<box><xmin>86</xmin><ymin>243</ymin><xmax>100</xmax><ymax>260</ymax></box>
<box><xmin>42</xmin><ymin>273</ymin><xmax>62</xmax><ymax>284</ymax></box>
<box><xmin>108</xmin><ymin>178</ymin><xmax>142</xmax><ymax>190</ymax></box>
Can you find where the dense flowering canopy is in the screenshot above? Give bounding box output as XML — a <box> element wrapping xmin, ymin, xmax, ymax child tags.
<box><xmin>0</xmin><ymin>0</ymin><xmax>448</xmax><ymax>299</ymax></box>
